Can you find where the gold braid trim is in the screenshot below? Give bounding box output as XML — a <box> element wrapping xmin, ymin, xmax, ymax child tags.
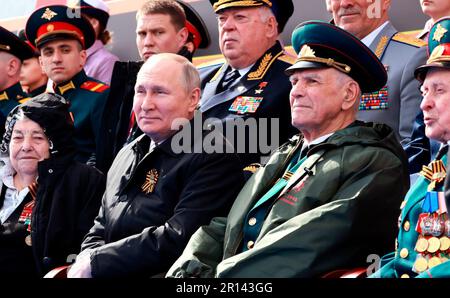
<box><xmin>374</xmin><ymin>36</ymin><xmax>389</xmax><ymax>59</ymax></box>
<box><xmin>247</xmin><ymin>51</ymin><xmax>282</xmax><ymax>80</ymax></box>
<box><xmin>213</xmin><ymin>0</ymin><xmax>272</xmax><ymax>11</ymax></box>
<box><xmin>296</xmin><ymin>57</ymin><xmax>351</xmax><ymax>74</ymax></box>
<box><xmin>0</xmin><ymin>44</ymin><xmax>11</xmax><ymax>51</ymax></box>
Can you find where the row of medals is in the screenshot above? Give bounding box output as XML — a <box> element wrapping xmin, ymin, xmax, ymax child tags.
<box><xmin>413</xmin><ymin>214</ymin><xmax>450</xmax><ymax>273</ymax></box>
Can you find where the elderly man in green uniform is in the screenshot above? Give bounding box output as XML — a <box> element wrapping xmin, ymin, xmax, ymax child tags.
<box><xmin>167</xmin><ymin>21</ymin><xmax>410</xmax><ymax>278</ymax></box>
<box><xmin>25</xmin><ymin>5</ymin><xmax>109</xmax><ymax>167</ymax></box>
<box><xmin>0</xmin><ymin>26</ymin><xmax>34</xmax><ymax>133</ymax></box>
<box><xmin>372</xmin><ymin>18</ymin><xmax>450</xmax><ymax>278</ymax></box>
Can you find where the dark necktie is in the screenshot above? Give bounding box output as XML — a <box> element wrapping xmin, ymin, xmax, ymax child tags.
<box><xmin>299</xmin><ymin>145</ymin><xmax>309</xmax><ymax>160</ymax></box>
<box><xmin>436</xmin><ymin>144</ymin><xmax>449</xmax><ymax>160</ymax></box>
<box><xmin>217</xmin><ymin>69</ymin><xmax>240</xmax><ymax>93</ymax></box>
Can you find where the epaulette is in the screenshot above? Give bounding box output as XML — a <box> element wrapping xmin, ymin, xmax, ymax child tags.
<box><xmin>277</xmin><ymin>53</ymin><xmax>296</xmax><ymax>65</ymax></box>
<box><xmin>243</xmin><ymin>163</ymin><xmax>261</xmax><ymax>174</ymax></box>
<box><xmin>194</xmin><ymin>54</ymin><xmax>225</xmax><ymax>69</ymax></box>
<box><xmin>80</xmin><ymin>81</ymin><xmax>109</xmax><ymax>93</ymax></box>
<box><xmin>18</xmin><ymin>97</ymin><xmax>31</xmax><ymax>104</ymax></box>
<box><xmin>392</xmin><ymin>32</ymin><xmax>427</xmax><ymax>47</ymax></box>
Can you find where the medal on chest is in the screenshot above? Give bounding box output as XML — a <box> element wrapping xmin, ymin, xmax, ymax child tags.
<box><xmin>412</xmin><ymin>160</ymin><xmax>449</xmax><ymax>274</ymax></box>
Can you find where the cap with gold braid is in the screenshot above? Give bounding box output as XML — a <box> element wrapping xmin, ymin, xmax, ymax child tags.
<box><xmin>285</xmin><ymin>20</ymin><xmax>387</xmax><ymax>93</ymax></box>
<box><xmin>0</xmin><ymin>26</ymin><xmax>35</xmax><ymax>61</ymax></box>
<box><xmin>25</xmin><ymin>5</ymin><xmax>95</xmax><ymax>50</ymax></box>
<box><xmin>209</xmin><ymin>0</ymin><xmax>293</xmax><ymax>33</ymax></box>
<box><xmin>415</xmin><ymin>17</ymin><xmax>450</xmax><ymax>82</ymax></box>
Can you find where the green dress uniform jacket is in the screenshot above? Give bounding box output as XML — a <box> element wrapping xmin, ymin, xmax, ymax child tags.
<box><xmin>167</xmin><ymin>121</ymin><xmax>410</xmax><ymax>277</ymax></box>
<box><xmin>372</xmin><ymin>151</ymin><xmax>450</xmax><ymax>278</ymax></box>
<box><xmin>358</xmin><ymin>22</ymin><xmax>426</xmax><ymax>144</ymax></box>
<box><xmin>54</xmin><ymin>70</ymin><xmax>109</xmax><ymax>167</ymax></box>
<box><xmin>0</xmin><ymin>82</ymin><xmax>29</xmax><ymax>128</ymax></box>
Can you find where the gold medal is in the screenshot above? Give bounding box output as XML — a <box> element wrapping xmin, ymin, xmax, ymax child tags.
<box><xmin>414</xmin><ymin>257</ymin><xmax>428</xmax><ymax>272</ymax></box>
<box><xmin>428</xmin><ymin>256</ymin><xmax>442</xmax><ymax>268</ymax></box>
<box><xmin>427</xmin><ymin>237</ymin><xmax>441</xmax><ymax>253</ymax></box>
<box><xmin>25</xmin><ymin>235</ymin><xmax>32</xmax><ymax>246</ymax></box>
<box><xmin>440</xmin><ymin>236</ymin><xmax>450</xmax><ymax>251</ymax></box>
<box><xmin>141</xmin><ymin>169</ymin><xmax>159</xmax><ymax>194</ymax></box>
<box><xmin>415</xmin><ymin>237</ymin><xmax>428</xmax><ymax>253</ymax></box>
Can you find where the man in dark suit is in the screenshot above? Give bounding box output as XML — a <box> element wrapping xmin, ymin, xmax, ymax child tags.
<box><xmin>199</xmin><ymin>0</ymin><xmax>297</xmax><ymax>170</ymax></box>
<box><xmin>67</xmin><ymin>53</ymin><xmax>246</xmax><ymax>278</ymax></box>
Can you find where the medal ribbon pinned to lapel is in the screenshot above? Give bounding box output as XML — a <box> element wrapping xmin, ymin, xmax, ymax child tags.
<box><xmin>420</xmin><ymin>159</ymin><xmax>446</xmax><ymax>191</ymax></box>
<box><xmin>142</xmin><ymin>169</ymin><xmax>159</xmax><ymax>194</ymax></box>
<box><xmin>18</xmin><ymin>181</ymin><xmax>38</xmax><ymax>246</ymax></box>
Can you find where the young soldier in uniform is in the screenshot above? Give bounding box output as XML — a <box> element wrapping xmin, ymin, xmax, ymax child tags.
<box><xmin>17</xmin><ymin>29</ymin><xmax>48</xmax><ymax>97</ymax></box>
<box><xmin>25</xmin><ymin>5</ymin><xmax>110</xmax><ymax>168</ymax></box>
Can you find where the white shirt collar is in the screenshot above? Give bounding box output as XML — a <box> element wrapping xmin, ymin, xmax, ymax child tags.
<box><xmin>361</xmin><ymin>21</ymin><xmax>389</xmax><ymax>47</ymax></box>
<box><xmin>230</xmin><ymin>64</ymin><xmax>254</xmax><ymax>78</ymax></box>
<box><xmin>303</xmin><ymin>132</ymin><xmax>334</xmax><ymax>148</ymax></box>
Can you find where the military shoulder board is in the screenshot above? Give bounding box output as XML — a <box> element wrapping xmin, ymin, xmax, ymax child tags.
<box><xmin>392</xmin><ymin>32</ymin><xmax>427</xmax><ymax>48</ymax></box>
<box><xmin>80</xmin><ymin>81</ymin><xmax>109</xmax><ymax>93</ymax></box>
<box><xmin>277</xmin><ymin>53</ymin><xmax>296</xmax><ymax>65</ymax></box>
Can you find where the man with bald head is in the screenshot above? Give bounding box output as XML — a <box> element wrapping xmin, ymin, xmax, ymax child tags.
<box><xmin>67</xmin><ymin>53</ymin><xmax>245</xmax><ymax>278</ymax></box>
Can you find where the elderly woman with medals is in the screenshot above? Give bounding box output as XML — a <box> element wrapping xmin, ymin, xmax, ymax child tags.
<box><xmin>0</xmin><ymin>93</ymin><xmax>105</xmax><ymax>277</ymax></box>
<box><xmin>372</xmin><ymin>17</ymin><xmax>450</xmax><ymax>278</ymax></box>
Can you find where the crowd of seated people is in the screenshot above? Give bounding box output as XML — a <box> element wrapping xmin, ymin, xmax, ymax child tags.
<box><xmin>1</xmin><ymin>0</ymin><xmax>450</xmax><ymax>279</ymax></box>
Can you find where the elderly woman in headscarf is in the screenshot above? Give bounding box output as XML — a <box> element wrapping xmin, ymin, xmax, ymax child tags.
<box><xmin>0</xmin><ymin>93</ymin><xmax>105</xmax><ymax>277</ymax></box>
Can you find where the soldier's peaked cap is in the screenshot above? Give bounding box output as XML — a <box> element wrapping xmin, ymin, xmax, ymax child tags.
<box><xmin>25</xmin><ymin>5</ymin><xmax>95</xmax><ymax>49</ymax></box>
<box><xmin>177</xmin><ymin>0</ymin><xmax>210</xmax><ymax>49</ymax></box>
<box><xmin>285</xmin><ymin>21</ymin><xmax>387</xmax><ymax>93</ymax></box>
<box><xmin>208</xmin><ymin>0</ymin><xmax>294</xmax><ymax>33</ymax></box>
<box><xmin>68</xmin><ymin>0</ymin><xmax>110</xmax><ymax>28</ymax></box>
<box><xmin>0</xmin><ymin>26</ymin><xmax>35</xmax><ymax>61</ymax></box>
<box><xmin>415</xmin><ymin>17</ymin><xmax>450</xmax><ymax>82</ymax></box>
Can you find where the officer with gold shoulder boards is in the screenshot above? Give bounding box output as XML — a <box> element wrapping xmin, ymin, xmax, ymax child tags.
<box><xmin>0</xmin><ymin>26</ymin><xmax>34</xmax><ymax>132</ymax></box>
<box><xmin>25</xmin><ymin>5</ymin><xmax>109</xmax><ymax>168</ymax></box>
<box><xmin>329</xmin><ymin>0</ymin><xmax>427</xmax><ymax>145</ymax></box>
<box><xmin>199</xmin><ymin>0</ymin><xmax>297</xmax><ymax>170</ymax></box>
<box><xmin>372</xmin><ymin>18</ymin><xmax>450</xmax><ymax>278</ymax></box>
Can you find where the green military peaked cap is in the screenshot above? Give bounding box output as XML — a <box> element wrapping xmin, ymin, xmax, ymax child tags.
<box><xmin>415</xmin><ymin>17</ymin><xmax>450</xmax><ymax>82</ymax></box>
<box><xmin>285</xmin><ymin>20</ymin><xmax>387</xmax><ymax>93</ymax></box>
<box><xmin>25</xmin><ymin>5</ymin><xmax>95</xmax><ymax>49</ymax></box>
<box><xmin>0</xmin><ymin>26</ymin><xmax>35</xmax><ymax>61</ymax></box>
<box><xmin>208</xmin><ymin>0</ymin><xmax>293</xmax><ymax>33</ymax></box>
